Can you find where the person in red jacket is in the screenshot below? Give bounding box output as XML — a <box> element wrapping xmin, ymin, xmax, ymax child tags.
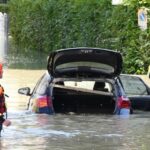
<box><xmin>0</xmin><ymin>63</ymin><xmax>3</xmax><ymax>79</ymax></box>
<box><xmin>0</xmin><ymin>64</ymin><xmax>5</xmax><ymax>114</ymax></box>
<box><xmin>0</xmin><ymin>63</ymin><xmax>8</xmax><ymax>136</ymax></box>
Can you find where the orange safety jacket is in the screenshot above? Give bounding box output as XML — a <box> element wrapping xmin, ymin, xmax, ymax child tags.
<box><xmin>0</xmin><ymin>85</ymin><xmax>6</xmax><ymax>114</ymax></box>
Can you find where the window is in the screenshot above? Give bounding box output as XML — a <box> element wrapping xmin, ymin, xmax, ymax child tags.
<box><xmin>120</xmin><ymin>75</ymin><xmax>148</xmax><ymax>95</ymax></box>
<box><xmin>34</xmin><ymin>73</ymin><xmax>51</xmax><ymax>95</ymax></box>
<box><xmin>55</xmin><ymin>61</ymin><xmax>114</xmax><ymax>74</ymax></box>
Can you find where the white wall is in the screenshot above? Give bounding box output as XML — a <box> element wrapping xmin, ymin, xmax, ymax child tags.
<box><xmin>0</xmin><ymin>12</ymin><xmax>8</xmax><ymax>64</ymax></box>
<box><xmin>112</xmin><ymin>0</ymin><xmax>123</xmax><ymax>5</ymax></box>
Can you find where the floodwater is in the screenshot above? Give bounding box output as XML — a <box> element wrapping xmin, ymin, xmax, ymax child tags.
<box><xmin>0</xmin><ymin>69</ymin><xmax>150</xmax><ymax>150</ymax></box>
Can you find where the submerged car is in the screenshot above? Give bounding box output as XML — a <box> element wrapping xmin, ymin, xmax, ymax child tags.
<box><xmin>18</xmin><ymin>47</ymin><xmax>131</xmax><ymax>115</ymax></box>
<box><xmin>119</xmin><ymin>74</ymin><xmax>150</xmax><ymax>111</ymax></box>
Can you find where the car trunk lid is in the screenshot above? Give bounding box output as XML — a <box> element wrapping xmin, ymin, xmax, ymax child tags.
<box><xmin>47</xmin><ymin>47</ymin><xmax>122</xmax><ymax>78</ymax></box>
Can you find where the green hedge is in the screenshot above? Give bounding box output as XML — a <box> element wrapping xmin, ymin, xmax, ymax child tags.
<box><xmin>8</xmin><ymin>0</ymin><xmax>150</xmax><ymax>74</ymax></box>
<box><xmin>0</xmin><ymin>4</ymin><xmax>8</xmax><ymax>12</ymax></box>
<box><xmin>9</xmin><ymin>0</ymin><xmax>113</xmax><ymax>51</ymax></box>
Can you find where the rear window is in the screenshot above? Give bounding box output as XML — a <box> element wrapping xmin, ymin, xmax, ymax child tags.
<box><xmin>120</xmin><ymin>75</ymin><xmax>148</xmax><ymax>95</ymax></box>
<box><xmin>60</xmin><ymin>81</ymin><xmax>112</xmax><ymax>92</ymax></box>
<box><xmin>55</xmin><ymin>61</ymin><xmax>114</xmax><ymax>73</ymax></box>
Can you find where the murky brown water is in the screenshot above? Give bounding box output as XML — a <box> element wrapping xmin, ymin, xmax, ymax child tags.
<box><xmin>1</xmin><ymin>69</ymin><xmax>45</xmax><ymax>110</ymax></box>
<box><xmin>0</xmin><ymin>69</ymin><xmax>150</xmax><ymax>150</ymax></box>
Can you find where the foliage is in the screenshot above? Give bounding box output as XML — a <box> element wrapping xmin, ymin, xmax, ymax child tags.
<box><xmin>0</xmin><ymin>3</ymin><xmax>8</xmax><ymax>12</ymax></box>
<box><xmin>8</xmin><ymin>0</ymin><xmax>150</xmax><ymax>74</ymax></box>
<box><xmin>124</xmin><ymin>0</ymin><xmax>150</xmax><ymax>6</ymax></box>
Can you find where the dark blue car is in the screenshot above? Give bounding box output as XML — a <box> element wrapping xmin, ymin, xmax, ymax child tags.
<box><xmin>18</xmin><ymin>48</ymin><xmax>131</xmax><ymax>115</ymax></box>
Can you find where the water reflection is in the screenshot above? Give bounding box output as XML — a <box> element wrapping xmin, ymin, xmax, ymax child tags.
<box><xmin>8</xmin><ymin>52</ymin><xmax>47</xmax><ymax>69</ymax></box>
<box><xmin>0</xmin><ymin>69</ymin><xmax>150</xmax><ymax>150</ymax></box>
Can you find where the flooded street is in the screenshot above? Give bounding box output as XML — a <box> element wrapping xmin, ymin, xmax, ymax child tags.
<box><xmin>0</xmin><ymin>69</ymin><xmax>150</xmax><ymax>150</ymax></box>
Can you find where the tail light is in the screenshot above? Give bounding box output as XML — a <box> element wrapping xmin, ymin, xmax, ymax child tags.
<box><xmin>117</xmin><ymin>96</ymin><xmax>131</xmax><ymax>109</ymax></box>
<box><xmin>32</xmin><ymin>96</ymin><xmax>54</xmax><ymax>114</ymax></box>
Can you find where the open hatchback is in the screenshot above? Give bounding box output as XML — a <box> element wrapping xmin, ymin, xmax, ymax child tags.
<box><xmin>18</xmin><ymin>48</ymin><xmax>131</xmax><ymax>115</ymax></box>
<box><xmin>47</xmin><ymin>47</ymin><xmax>122</xmax><ymax>78</ymax></box>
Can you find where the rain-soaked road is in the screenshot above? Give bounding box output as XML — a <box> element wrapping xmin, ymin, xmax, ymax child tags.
<box><xmin>0</xmin><ymin>69</ymin><xmax>150</xmax><ymax>150</ymax></box>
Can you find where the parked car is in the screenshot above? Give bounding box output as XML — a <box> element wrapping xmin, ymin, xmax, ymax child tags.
<box><xmin>119</xmin><ymin>74</ymin><xmax>150</xmax><ymax>111</ymax></box>
<box><xmin>148</xmin><ymin>65</ymin><xmax>150</xmax><ymax>78</ymax></box>
<box><xmin>18</xmin><ymin>47</ymin><xmax>131</xmax><ymax>115</ymax></box>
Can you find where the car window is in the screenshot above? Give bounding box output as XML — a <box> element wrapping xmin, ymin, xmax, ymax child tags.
<box><xmin>55</xmin><ymin>61</ymin><xmax>114</xmax><ymax>73</ymax></box>
<box><xmin>119</xmin><ymin>75</ymin><xmax>148</xmax><ymax>95</ymax></box>
<box><xmin>64</xmin><ymin>81</ymin><xmax>112</xmax><ymax>92</ymax></box>
<box><xmin>33</xmin><ymin>72</ymin><xmax>51</xmax><ymax>95</ymax></box>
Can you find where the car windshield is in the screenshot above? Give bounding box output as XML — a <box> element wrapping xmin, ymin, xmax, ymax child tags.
<box><xmin>120</xmin><ymin>75</ymin><xmax>148</xmax><ymax>95</ymax></box>
<box><xmin>55</xmin><ymin>61</ymin><xmax>114</xmax><ymax>73</ymax></box>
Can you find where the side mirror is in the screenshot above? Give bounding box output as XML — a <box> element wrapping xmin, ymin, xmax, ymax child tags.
<box><xmin>18</xmin><ymin>87</ymin><xmax>31</xmax><ymax>96</ymax></box>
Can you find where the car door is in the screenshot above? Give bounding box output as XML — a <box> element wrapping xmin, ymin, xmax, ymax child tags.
<box><xmin>119</xmin><ymin>74</ymin><xmax>150</xmax><ymax>110</ymax></box>
<box><xmin>28</xmin><ymin>72</ymin><xmax>54</xmax><ymax>114</ymax></box>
